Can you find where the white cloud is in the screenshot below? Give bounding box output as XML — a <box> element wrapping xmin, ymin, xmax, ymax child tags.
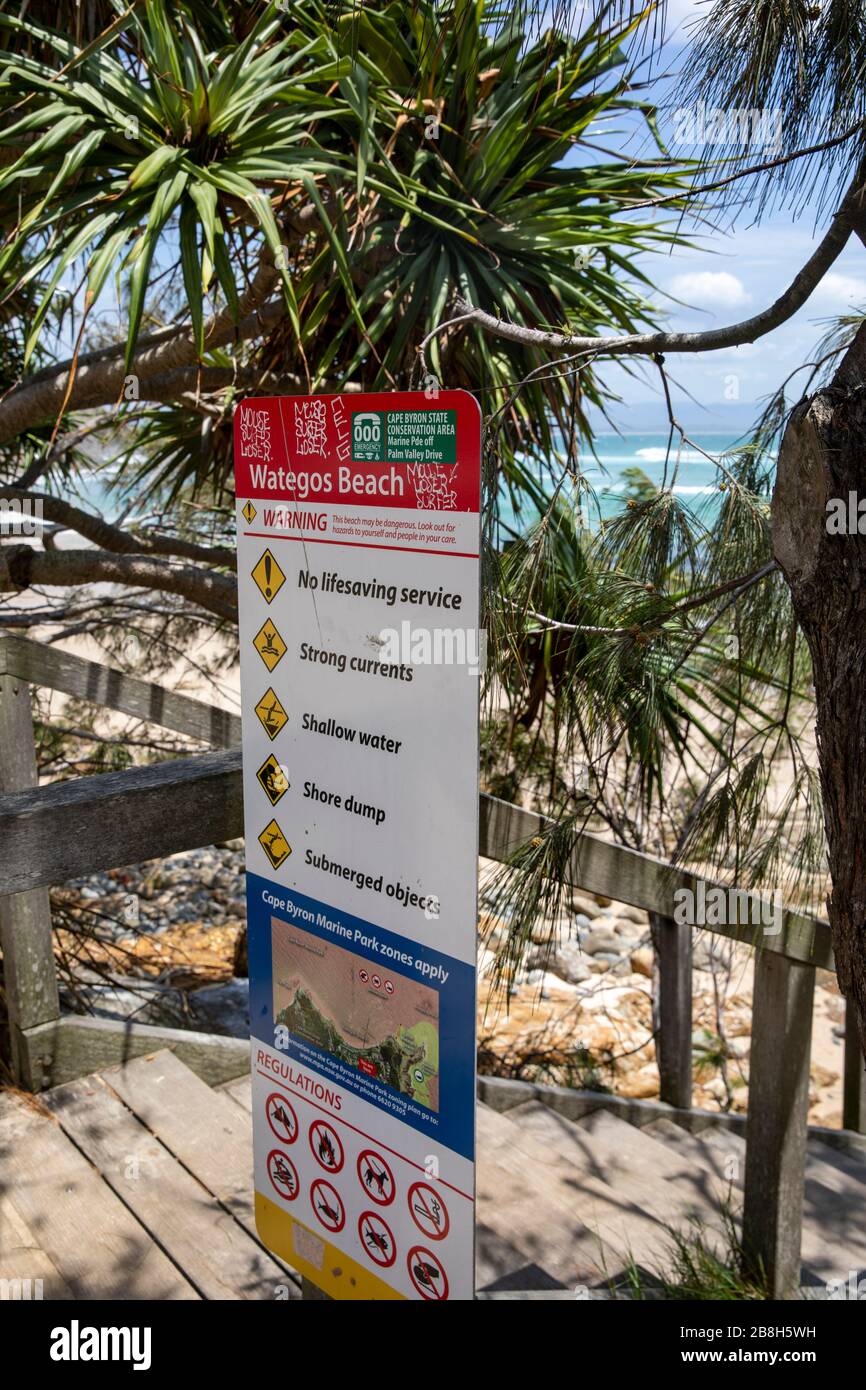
<box><xmin>667</xmin><ymin>270</ymin><xmax>752</xmax><ymax>310</ymax></box>
<box><xmin>812</xmin><ymin>271</ymin><xmax>866</xmax><ymax>310</ymax></box>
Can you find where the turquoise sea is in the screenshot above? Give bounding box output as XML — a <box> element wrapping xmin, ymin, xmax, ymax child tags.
<box><xmin>499</xmin><ymin>431</ymin><xmax>771</xmax><ymax>533</ymax></box>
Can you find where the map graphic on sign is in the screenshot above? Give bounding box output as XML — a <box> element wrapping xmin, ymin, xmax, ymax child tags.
<box><xmin>272</xmin><ymin>919</ymin><xmax>440</xmax><ymax>1111</ymax></box>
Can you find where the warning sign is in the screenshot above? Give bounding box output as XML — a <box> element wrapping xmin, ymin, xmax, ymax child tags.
<box><xmin>254</xmin><ymin>688</ymin><xmax>288</xmax><ymax>741</ymax></box>
<box><xmin>251</xmin><ymin>548</ymin><xmax>286</xmax><ymax>603</ymax></box>
<box><xmin>359</xmin><ymin>1211</ymin><xmax>396</xmax><ymax>1269</ymax></box>
<box><xmin>253</xmin><ymin>619</ymin><xmax>287</xmax><ymax>672</ymax></box>
<box><xmin>310</xmin><ymin>1179</ymin><xmax>345</xmax><ymax>1233</ymax></box>
<box><xmin>266</xmin><ymin>1093</ymin><xmax>298</xmax><ymax>1145</ymax></box>
<box><xmin>267</xmin><ymin>1150</ymin><xmax>299</xmax><ymax>1202</ymax></box>
<box><xmin>309</xmin><ymin>1119</ymin><xmax>344</xmax><ymax>1174</ymax></box>
<box><xmin>257</xmin><ymin>819</ymin><xmax>291</xmax><ymax>869</ymax></box>
<box><xmin>236</xmin><ymin>391</ymin><xmax>479</xmax><ymax>1300</ymax></box>
<box><xmin>408</xmin><ymin>1182</ymin><xmax>450</xmax><ymax>1241</ymax></box>
<box><xmin>357</xmin><ymin>1150</ymin><xmax>395</xmax><ymax>1206</ymax></box>
<box><xmin>256</xmin><ymin>754</ymin><xmax>289</xmax><ymax>806</ymax></box>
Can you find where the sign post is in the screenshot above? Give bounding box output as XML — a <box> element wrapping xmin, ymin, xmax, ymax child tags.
<box><xmin>234</xmin><ymin>391</ymin><xmax>481</xmax><ymax>1300</ymax></box>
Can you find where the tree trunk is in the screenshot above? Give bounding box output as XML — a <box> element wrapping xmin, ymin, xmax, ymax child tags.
<box><xmin>772</xmin><ymin>322</ymin><xmax>866</xmax><ymax>1058</ymax></box>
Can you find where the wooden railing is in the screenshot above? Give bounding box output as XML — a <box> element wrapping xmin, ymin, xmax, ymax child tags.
<box><xmin>0</xmin><ymin>633</ymin><xmax>863</xmax><ymax>1298</ymax></box>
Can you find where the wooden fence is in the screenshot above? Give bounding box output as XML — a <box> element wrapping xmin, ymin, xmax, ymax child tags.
<box><xmin>0</xmin><ymin>632</ymin><xmax>863</xmax><ymax>1299</ymax></box>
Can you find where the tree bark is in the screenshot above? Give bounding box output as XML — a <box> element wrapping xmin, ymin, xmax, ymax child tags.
<box><xmin>772</xmin><ymin>322</ymin><xmax>866</xmax><ymax>1058</ymax></box>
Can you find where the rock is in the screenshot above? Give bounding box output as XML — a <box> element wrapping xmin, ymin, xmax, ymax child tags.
<box><xmin>810</xmin><ymin>1062</ymin><xmax>838</xmax><ymax>1088</ymax></box>
<box><xmin>617</xmin><ymin>1071</ymin><xmax>658</xmax><ymax>1100</ymax></box>
<box><xmin>610</xmin><ymin>917</ymin><xmax>644</xmax><ymax>940</ymax></box>
<box><xmin>582</xmin><ymin>926</ymin><xmax>621</xmax><ymax>956</ymax></box>
<box><xmin>703</xmin><ymin>1077</ymin><xmax>729</xmax><ymax>1103</ymax></box>
<box><xmin>555</xmin><ymin>953</ymin><xmax>592</xmax><ymax>985</ymax></box>
<box><xmin>593</xmin><ymin>895</ymin><xmax>613</xmax><ymax>908</ymax></box>
<box><xmin>569</xmin><ymin>894</ymin><xmax>601</xmax><ymax>919</ymax></box>
<box><xmin>574</xmin><ymin>912</ymin><xmax>594</xmax><ymax>932</ymax></box>
<box><xmin>630</xmin><ymin>947</ymin><xmax>654</xmax><ymax>979</ymax></box>
<box><xmin>614</xmin><ymin>903</ymin><xmax>649</xmax><ymax>926</ymax></box>
<box><xmin>188</xmin><ymin>978</ymin><xmax>250</xmax><ymax>1038</ymax></box>
<box><xmin>527</xmin><ymin>941</ymin><xmax>591</xmax><ymax>985</ymax></box>
<box><xmin>587</xmin><ymin>959</ymin><xmax>610</xmax><ymax>974</ymax></box>
<box><xmin>530</xmin><ymin>922</ymin><xmax>556</xmax><ymax>946</ymax></box>
<box><xmin>593</xmin><ymin>951</ymin><xmax>622</xmax><ymax>964</ymax></box>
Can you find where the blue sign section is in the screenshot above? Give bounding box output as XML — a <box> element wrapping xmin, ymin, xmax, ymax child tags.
<box><xmin>246</xmin><ymin>872</ymin><xmax>475</xmax><ymax>1160</ymax></box>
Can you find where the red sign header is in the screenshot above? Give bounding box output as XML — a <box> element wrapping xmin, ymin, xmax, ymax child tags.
<box><xmin>233</xmin><ymin>390</ymin><xmax>481</xmax><ymax>513</ymax></box>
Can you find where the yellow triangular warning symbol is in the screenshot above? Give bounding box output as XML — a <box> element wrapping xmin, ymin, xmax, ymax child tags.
<box><xmin>254</xmin><ymin>687</ymin><xmax>288</xmax><ymax>740</ymax></box>
<box><xmin>257</xmin><ymin>754</ymin><xmax>290</xmax><ymax>806</ymax></box>
<box><xmin>258</xmin><ymin>818</ymin><xmax>292</xmax><ymax>869</ymax></box>
<box><xmin>251</xmin><ymin>549</ymin><xmax>285</xmax><ymax>603</ymax></box>
<box><xmin>253</xmin><ymin>619</ymin><xmax>287</xmax><ymax>672</ymax></box>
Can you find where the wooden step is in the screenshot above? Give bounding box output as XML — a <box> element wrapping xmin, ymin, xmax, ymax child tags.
<box><xmin>477</xmin><ymin>1103</ymin><xmax>673</xmax><ymax>1284</ymax></box>
<box><xmin>646</xmin><ymin>1118</ymin><xmax>866</xmax><ymax>1284</ymax></box>
<box><xmin>511</xmin><ymin>1102</ymin><xmax>735</xmax><ymax>1231</ymax></box>
<box><xmin>43</xmin><ymin>1070</ymin><xmax>291</xmax><ymax>1300</ymax></box>
<box><xmin>0</xmin><ymin>1090</ymin><xmax>198</xmax><ymax>1300</ymax></box>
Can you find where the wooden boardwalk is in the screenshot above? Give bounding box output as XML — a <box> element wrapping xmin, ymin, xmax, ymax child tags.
<box><xmin>0</xmin><ymin>1050</ymin><xmax>299</xmax><ymax>1300</ymax></box>
<box><xmin>3</xmin><ymin>1046</ymin><xmax>865</xmax><ymax>1299</ymax></box>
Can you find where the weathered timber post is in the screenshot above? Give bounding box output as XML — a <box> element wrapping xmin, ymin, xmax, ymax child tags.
<box><xmin>0</xmin><ymin>666</ymin><xmax>60</xmax><ymax>1086</ymax></box>
<box><xmin>742</xmin><ymin>949</ymin><xmax>815</xmax><ymax>1298</ymax></box>
<box><xmin>650</xmin><ymin>911</ymin><xmax>693</xmax><ymax>1109</ymax></box>
<box><xmin>843</xmin><ymin>999</ymin><xmax>866</xmax><ymax>1134</ymax></box>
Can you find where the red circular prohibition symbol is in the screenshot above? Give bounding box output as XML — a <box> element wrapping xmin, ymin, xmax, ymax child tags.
<box><xmin>407</xmin><ymin>1246</ymin><xmax>449</xmax><ymax>1301</ymax></box>
<box><xmin>266</xmin><ymin>1149</ymin><xmax>299</xmax><ymax>1202</ymax></box>
<box><xmin>358</xmin><ymin>1211</ymin><xmax>396</xmax><ymax>1269</ymax></box>
<box><xmin>310</xmin><ymin>1179</ymin><xmax>345</xmax><ymax>1234</ymax></box>
<box><xmin>309</xmin><ymin>1118</ymin><xmax>344</xmax><ymax>1173</ymax></box>
<box><xmin>356</xmin><ymin>1149</ymin><xmax>396</xmax><ymax>1206</ymax></box>
<box><xmin>265</xmin><ymin>1092</ymin><xmax>299</xmax><ymax>1145</ymax></box>
<box><xmin>407</xmin><ymin>1181</ymin><xmax>450</xmax><ymax>1240</ymax></box>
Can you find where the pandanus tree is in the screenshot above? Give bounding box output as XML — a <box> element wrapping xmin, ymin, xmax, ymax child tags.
<box><xmin>471</xmin><ymin>0</ymin><xmax>866</xmax><ymax>1071</ymax></box>
<box><xmin>8</xmin><ymin>0</ymin><xmax>866</xmax><ymax>1057</ymax></box>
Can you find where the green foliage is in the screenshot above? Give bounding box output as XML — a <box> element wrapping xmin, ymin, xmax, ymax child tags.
<box><xmin>678</xmin><ymin>0</ymin><xmax>866</xmax><ymax>215</ymax></box>
<box><xmin>0</xmin><ymin>0</ymin><xmax>689</xmax><ymax>498</ymax></box>
<box><xmin>622</xmin><ymin>1198</ymin><xmax>770</xmax><ymax>1300</ymax></box>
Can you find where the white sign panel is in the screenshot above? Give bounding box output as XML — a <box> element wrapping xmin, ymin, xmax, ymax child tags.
<box><xmin>234</xmin><ymin>391</ymin><xmax>481</xmax><ymax>1300</ymax></box>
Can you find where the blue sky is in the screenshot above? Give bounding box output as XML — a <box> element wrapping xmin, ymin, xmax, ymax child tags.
<box><xmin>589</xmin><ymin>0</ymin><xmax>866</xmax><ymax>431</ymax></box>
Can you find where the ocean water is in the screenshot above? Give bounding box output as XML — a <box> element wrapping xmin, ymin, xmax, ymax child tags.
<box><xmin>75</xmin><ymin>432</ymin><xmax>760</xmax><ymax>533</ymax></box>
<box><xmin>499</xmin><ymin>431</ymin><xmax>771</xmax><ymax>533</ymax></box>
